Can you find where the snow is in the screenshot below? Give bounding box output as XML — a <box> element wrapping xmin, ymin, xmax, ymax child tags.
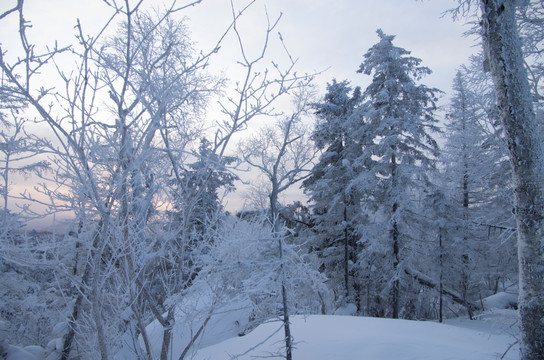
<box><xmin>22</xmin><ymin>346</ymin><xmax>45</xmax><ymax>358</ymax></box>
<box><xmin>334</xmin><ymin>303</ymin><xmax>357</xmax><ymax>316</ymax></box>
<box><xmin>5</xmin><ymin>345</ymin><xmax>45</xmax><ymax>360</ymax></box>
<box><xmin>483</xmin><ymin>292</ymin><xmax>518</xmax><ymax>310</ymax></box>
<box><xmin>114</xmin><ymin>291</ymin><xmax>519</xmax><ymax>360</ymax></box>
<box><xmin>114</xmin><ymin>288</ymin><xmax>254</xmax><ymax>360</ymax></box>
<box><xmin>193</xmin><ymin>314</ymin><xmax>518</xmax><ymax>360</ymax></box>
<box><xmin>51</xmin><ymin>321</ymin><xmax>67</xmax><ymax>337</ymax></box>
<box><xmin>3</xmin><ymin>287</ymin><xmax>520</xmax><ymax>360</ymax></box>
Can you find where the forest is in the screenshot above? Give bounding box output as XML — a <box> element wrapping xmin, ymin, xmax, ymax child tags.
<box><xmin>0</xmin><ymin>0</ymin><xmax>543</xmax><ymax>359</ymax></box>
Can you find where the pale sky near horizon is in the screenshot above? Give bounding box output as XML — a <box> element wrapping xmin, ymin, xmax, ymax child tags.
<box><xmin>0</xmin><ymin>0</ymin><xmax>479</xmax><ymax>228</ymax></box>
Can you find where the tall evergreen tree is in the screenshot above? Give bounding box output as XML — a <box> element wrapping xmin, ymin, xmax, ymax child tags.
<box><xmin>443</xmin><ymin>70</ymin><xmax>487</xmax><ymax>319</ymax></box>
<box><xmin>355</xmin><ymin>30</ymin><xmax>440</xmax><ymax>319</ymax></box>
<box><xmin>304</xmin><ymin>79</ymin><xmax>365</xmax><ymax>306</ymax></box>
<box><xmin>441</xmin><ymin>67</ymin><xmax>517</xmax><ymax>312</ymax></box>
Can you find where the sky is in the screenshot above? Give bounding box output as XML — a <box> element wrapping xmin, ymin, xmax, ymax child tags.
<box><xmin>185</xmin><ymin>0</ymin><xmax>477</xmax><ymax>95</ymax></box>
<box><xmin>1</xmin><ymin>0</ymin><xmax>477</xmax><ymax>97</ymax></box>
<box><xmin>0</xmin><ymin>0</ymin><xmax>479</xmax><ymax>225</ymax></box>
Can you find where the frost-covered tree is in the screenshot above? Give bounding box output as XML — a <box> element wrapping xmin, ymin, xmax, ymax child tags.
<box><xmin>479</xmin><ymin>1</ymin><xmax>544</xmax><ymax>358</ymax></box>
<box><xmin>0</xmin><ymin>115</ymin><xmax>49</xmax><ymax>221</ymax></box>
<box><xmin>0</xmin><ymin>0</ymin><xmax>314</xmax><ymax>357</ymax></box>
<box><xmin>423</xmin><ymin>188</ymin><xmax>461</xmax><ymax>322</ymax></box>
<box><xmin>441</xmin><ymin>66</ymin><xmax>517</xmax><ymax>310</ymax></box>
<box><xmin>517</xmin><ymin>1</ymin><xmax>544</xmax><ymax>116</ymax></box>
<box><xmin>239</xmin><ymin>85</ymin><xmax>317</xmax><ymax>360</ymax></box>
<box><xmin>174</xmin><ymin>138</ymin><xmax>237</xmax><ymax>245</ymax></box>
<box><xmin>0</xmin><ymin>99</ymin><xmax>58</xmax><ymax>352</ymax></box>
<box><xmin>1</xmin><ymin>2</ymin><xmax>219</xmax><ymax>358</ymax></box>
<box><xmin>196</xmin><ymin>212</ymin><xmax>330</xmax><ymax>360</ymax></box>
<box><xmin>355</xmin><ymin>30</ymin><xmax>440</xmax><ymax>319</ymax></box>
<box><xmin>303</xmin><ymin>79</ymin><xmax>366</xmax><ymax>307</ymax></box>
<box><xmin>441</xmin><ymin>70</ymin><xmax>492</xmax><ymax>319</ymax></box>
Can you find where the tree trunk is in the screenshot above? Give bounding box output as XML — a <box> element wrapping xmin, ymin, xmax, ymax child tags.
<box><xmin>480</xmin><ymin>1</ymin><xmax>544</xmax><ymax>359</ymax></box>
<box><xmin>439</xmin><ymin>230</ymin><xmax>443</xmax><ymax>323</ymax></box>
<box><xmin>179</xmin><ymin>313</ymin><xmax>212</xmax><ymax>360</ymax></box>
<box><xmin>391</xmin><ymin>154</ymin><xmax>400</xmax><ymax>319</ymax></box>
<box><xmin>61</xmin><ymin>229</ymin><xmax>102</xmax><ymax>360</ymax></box>
<box><xmin>392</xmin><ymin>218</ymin><xmax>399</xmax><ymax>319</ymax></box>
<box><xmin>160</xmin><ymin>308</ymin><xmax>175</xmax><ymax>360</ymax></box>
<box><xmin>280</xmin><ymin>249</ymin><xmax>293</xmax><ymax>360</ymax></box>
<box><xmin>270</xmin><ymin>189</ymin><xmax>293</xmax><ymax>360</ymax></box>
<box><xmin>92</xmin><ymin>281</ymin><xmax>109</xmax><ymax>360</ymax></box>
<box><xmin>461</xmin><ymin>121</ymin><xmax>473</xmax><ymax>320</ymax></box>
<box><xmin>133</xmin><ymin>306</ymin><xmax>153</xmax><ymax>360</ymax></box>
<box><xmin>343</xmin><ymin>203</ymin><xmax>350</xmax><ymax>299</ymax></box>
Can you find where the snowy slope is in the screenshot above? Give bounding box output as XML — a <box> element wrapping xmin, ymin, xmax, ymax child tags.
<box><xmin>5</xmin><ymin>294</ymin><xmax>518</xmax><ymax>360</ymax></box>
<box><xmin>193</xmin><ymin>313</ymin><xmax>519</xmax><ymax>360</ymax></box>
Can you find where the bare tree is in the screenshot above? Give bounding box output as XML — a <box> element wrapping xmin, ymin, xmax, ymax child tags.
<box><xmin>0</xmin><ymin>0</ymin><xmax>216</xmax><ymax>357</ymax></box>
<box><xmin>1</xmin><ymin>0</ymin><xmax>316</xmax><ymax>358</ymax></box>
<box><xmin>239</xmin><ymin>85</ymin><xmax>317</xmax><ymax>360</ymax></box>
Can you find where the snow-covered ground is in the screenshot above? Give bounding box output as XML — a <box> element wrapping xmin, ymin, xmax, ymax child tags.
<box><xmin>193</xmin><ymin>311</ymin><xmax>519</xmax><ymax>360</ymax></box>
<box><xmin>3</xmin><ymin>292</ymin><xmax>519</xmax><ymax>359</ymax></box>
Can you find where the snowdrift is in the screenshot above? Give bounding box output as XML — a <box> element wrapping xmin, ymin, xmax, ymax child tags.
<box><xmin>193</xmin><ymin>313</ymin><xmax>519</xmax><ymax>360</ymax></box>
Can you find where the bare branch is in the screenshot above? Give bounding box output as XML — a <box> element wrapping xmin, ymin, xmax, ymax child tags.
<box><xmin>0</xmin><ymin>0</ymin><xmax>22</xmax><ymax>21</ymax></box>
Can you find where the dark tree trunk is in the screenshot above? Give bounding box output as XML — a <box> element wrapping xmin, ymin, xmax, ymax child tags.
<box><xmin>343</xmin><ymin>204</ymin><xmax>350</xmax><ymax>299</ymax></box>
<box><xmin>160</xmin><ymin>309</ymin><xmax>174</xmax><ymax>360</ymax></box>
<box><xmin>439</xmin><ymin>230</ymin><xmax>443</xmax><ymax>323</ymax></box>
<box><xmin>391</xmin><ymin>153</ymin><xmax>400</xmax><ymax>319</ymax></box>
<box><xmin>281</xmin><ymin>270</ymin><xmax>293</xmax><ymax>360</ymax></box>
<box><xmin>392</xmin><ymin>218</ymin><xmax>399</xmax><ymax>319</ymax></box>
<box><xmin>270</xmin><ymin>189</ymin><xmax>293</xmax><ymax>360</ymax></box>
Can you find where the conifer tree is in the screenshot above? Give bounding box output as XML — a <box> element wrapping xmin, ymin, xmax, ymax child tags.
<box><xmin>441</xmin><ymin>67</ymin><xmax>516</xmax><ymax>311</ymax></box>
<box><xmin>355</xmin><ymin>30</ymin><xmax>440</xmax><ymax>319</ymax></box>
<box><xmin>304</xmin><ymin>79</ymin><xmax>365</xmax><ymax>306</ymax></box>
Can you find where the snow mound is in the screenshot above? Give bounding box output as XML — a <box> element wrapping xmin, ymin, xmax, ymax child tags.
<box><xmin>115</xmin><ymin>296</ymin><xmax>253</xmax><ymax>360</ymax></box>
<box><xmin>193</xmin><ymin>314</ymin><xmax>518</xmax><ymax>360</ymax></box>
<box><xmin>334</xmin><ymin>303</ymin><xmax>357</xmax><ymax>316</ymax></box>
<box><xmin>5</xmin><ymin>345</ymin><xmax>45</xmax><ymax>360</ymax></box>
<box><xmin>483</xmin><ymin>292</ymin><xmax>518</xmax><ymax>310</ymax></box>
